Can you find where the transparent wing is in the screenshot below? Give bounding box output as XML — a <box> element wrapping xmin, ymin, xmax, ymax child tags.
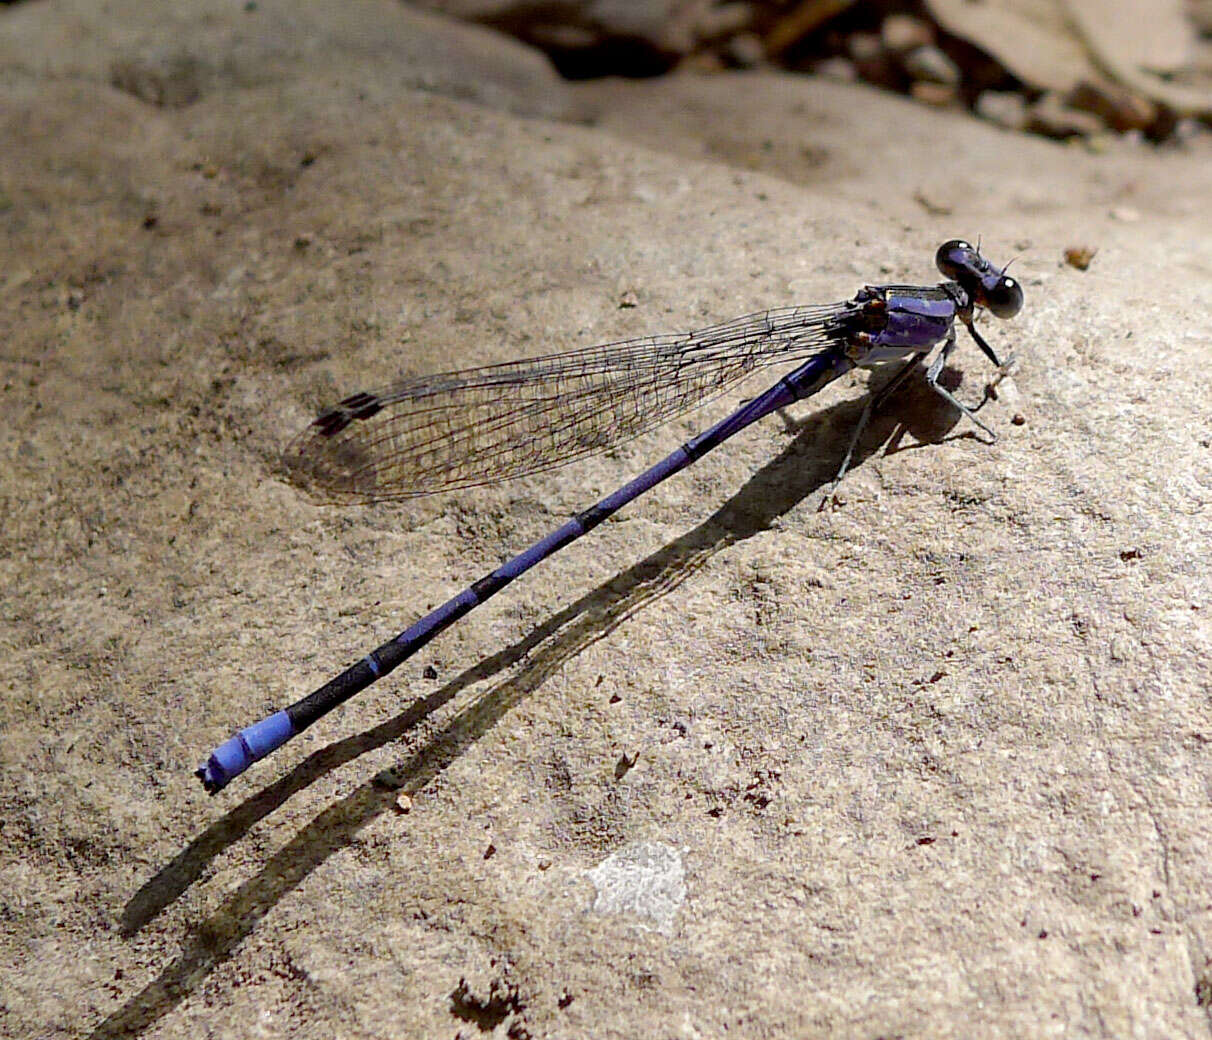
<box><xmin>284</xmin><ymin>303</ymin><xmax>849</xmax><ymax>502</ymax></box>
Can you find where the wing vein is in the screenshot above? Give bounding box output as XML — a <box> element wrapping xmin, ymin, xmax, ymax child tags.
<box><xmin>284</xmin><ymin>304</ymin><xmax>847</xmax><ymax>501</ymax></box>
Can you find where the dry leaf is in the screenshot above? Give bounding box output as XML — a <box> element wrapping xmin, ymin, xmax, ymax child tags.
<box><xmin>925</xmin><ymin>0</ymin><xmax>1212</xmax><ymax>115</ymax></box>
<box><xmin>1064</xmin><ymin>0</ymin><xmax>1191</xmax><ymax>76</ymax></box>
<box><xmin>924</xmin><ymin>0</ymin><xmax>1098</xmax><ymax>93</ymax></box>
<box><xmin>1063</xmin><ymin>0</ymin><xmax>1212</xmax><ymax>114</ymax></box>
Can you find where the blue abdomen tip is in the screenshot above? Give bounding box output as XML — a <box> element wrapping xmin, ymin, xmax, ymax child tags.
<box><xmin>195</xmin><ymin>711</ymin><xmax>294</xmax><ymax>794</ymax></box>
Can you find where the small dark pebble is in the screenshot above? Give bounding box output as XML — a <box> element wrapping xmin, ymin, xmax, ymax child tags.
<box><xmin>1066</xmin><ymin>81</ymin><xmax>1155</xmax><ymax>134</ymax></box>
<box><xmin>1063</xmin><ymin>246</ymin><xmax>1097</xmax><ymax>270</ymax></box>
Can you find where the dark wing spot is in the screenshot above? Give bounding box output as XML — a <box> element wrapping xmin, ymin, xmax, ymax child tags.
<box><xmin>313</xmin><ymin>408</ymin><xmax>352</xmax><ymax>437</ymax></box>
<box><xmin>312</xmin><ymin>391</ymin><xmax>383</xmax><ymax>437</ymax></box>
<box><xmin>339</xmin><ymin>391</ymin><xmax>384</xmax><ymax>420</ymax></box>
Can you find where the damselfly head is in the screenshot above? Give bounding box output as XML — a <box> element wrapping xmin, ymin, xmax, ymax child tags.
<box><xmin>935</xmin><ymin>239</ymin><xmax>1023</xmax><ymax>320</ymax></box>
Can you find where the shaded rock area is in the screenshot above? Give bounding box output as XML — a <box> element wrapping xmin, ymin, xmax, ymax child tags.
<box><xmin>1</xmin><ymin>1</ymin><xmax>1211</xmax><ymax>1038</ymax></box>
<box><xmin>411</xmin><ymin>0</ymin><xmax>1212</xmax><ymax>137</ymax></box>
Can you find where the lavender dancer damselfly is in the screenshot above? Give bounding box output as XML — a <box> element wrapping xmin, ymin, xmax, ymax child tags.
<box><xmin>196</xmin><ymin>240</ymin><xmax>1023</xmax><ymax>793</ymax></box>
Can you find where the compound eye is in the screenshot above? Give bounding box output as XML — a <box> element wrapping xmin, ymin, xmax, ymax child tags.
<box><xmin>985</xmin><ymin>275</ymin><xmax>1023</xmax><ymax>319</ymax></box>
<box><xmin>935</xmin><ymin>239</ymin><xmax>974</xmax><ymax>280</ymax></box>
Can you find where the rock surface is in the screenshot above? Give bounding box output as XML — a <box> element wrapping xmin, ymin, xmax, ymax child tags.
<box><xmin>1</xmin><ymin>1</ymin><xmax>1211</xmax><ymax>1038</ymax></box>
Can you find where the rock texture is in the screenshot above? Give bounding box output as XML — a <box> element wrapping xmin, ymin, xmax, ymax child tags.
<box><xmin>1</xmin><ymin>1</ymin><xmax>1211</xmax><ymax>1038</ymax></box>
